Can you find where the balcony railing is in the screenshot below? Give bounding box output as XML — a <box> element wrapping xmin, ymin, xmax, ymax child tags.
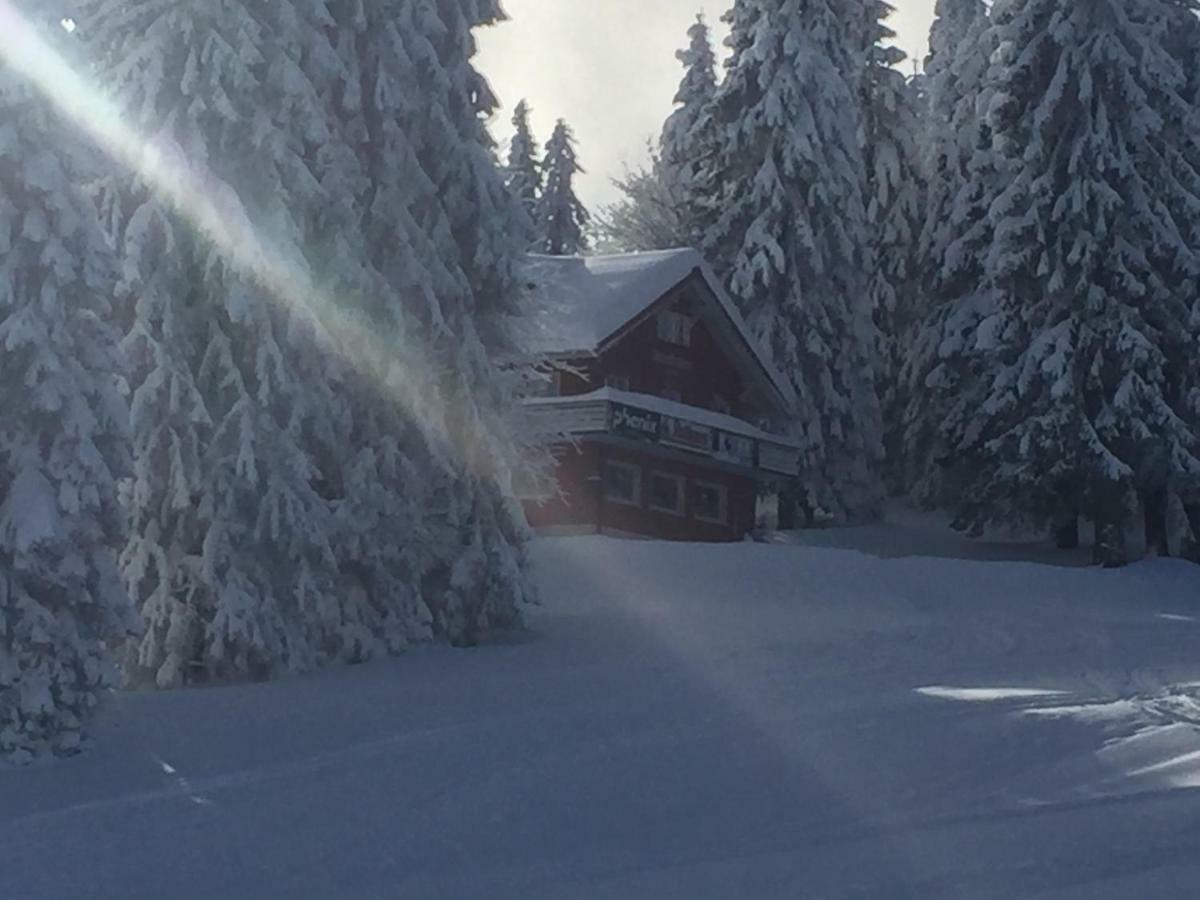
<box><xmin>524</xmin><ymin>388</ymin><xmax>800</xmax><ymax>477</ymax></box>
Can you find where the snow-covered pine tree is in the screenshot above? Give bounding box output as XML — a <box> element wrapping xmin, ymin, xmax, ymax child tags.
<box><xmin>318</xmin><ymin>0</ymin><xmax>488</xmax><ymax>652</ymax></box>
<box><xmin>328</xmin><ymin>0</ymin><xmax>538</xmax><ymax>644</ymax></box>
<box><xmin>1161</xmin><ymin>0</ymin><xmax>1200</xmax><ymax>560</ymax></box>
<box><xmin>599</xmin><ymin>15</ymin><xmax>721</xmax><ymax>254</ymax></box>
<box><xmin>82</xmin><ymin>0</ymin><xmax>349</xmax><ymax>682</ymax></box>
<box><xmin>707</xmin><ymin>0</ymin><xmax>884</xmax><ymax>524</ymax></box>
<box><xmin>535</xmin><ymin>119</ymin><xmax>590</xmax><ymax>256</ymax></box>
<box><xmin>953</xmin><ymin>0</ymin><xmax>1200</xmax><ymax>566</ymax></box>
<box><xmin>925</xmin><ymin>0</ymin><xmax>988</xmax><ymax>81</ymax></box>
<box><xmin>919</xmin><ymin>0</ymin><xmax>990</xmax><ymax>281</ymax></box>
<box><xmin>505</xmin><ymin>99</ymin><xmax>542</xmax><ymax>236</ymax></box>
<box><xmin>660</xmin><ymin>14</ymin><xmax>720</xmax><ymax>250</ymax></box>
<box><xmin>0</xmin><ymin>8</ymin><xmax>136</xmax><ymax>759</ymax></box>
<box><xmin>859</xmin><ymin>2</ymin><xmax>924</xmax><ymax>491</ymax></box>
<box><xmin>699</xmin><ymin>0</ymin><xmax>762</xmax><ymax>273</ymax></box>
<box><xmin>395</xmin><ymin>0</ymin><xmax>540</xmax><ymax>641</ymax></box>
<box><xmin>257</xmin><ymin>0</ymin><xmax>433</xmax><ymax>663</ymax></box>
<box><xmin>902</xmin><ymin>0</ymin><xmax>998</xmax><ymax>504</ymax></box>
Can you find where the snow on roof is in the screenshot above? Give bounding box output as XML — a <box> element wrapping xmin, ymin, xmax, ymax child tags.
<box><xmin>521</xmin><ymin>249</ymin><xmax>703</xmax><ymax>355</ymax></box>
<box><xmin>520</xmin><ymin>249</ymin><xmax>796</xmax><ymax>409</ymax></box>
<box><xmin>526</xmin><ymin>387</ymin><xmax>802</xmax><ymax>448</ymax></box>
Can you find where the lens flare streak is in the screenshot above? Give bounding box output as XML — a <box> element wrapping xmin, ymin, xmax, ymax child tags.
<box><xmin>0</xmin><ymin>3</ymin><xmax>489</xmax><ymax>472</ymax></box>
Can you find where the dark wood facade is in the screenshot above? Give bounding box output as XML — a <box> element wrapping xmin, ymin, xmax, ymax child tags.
<box><xmin>524</xmin><ymin>442</ymin><xmax>760</xmax><ymax>543</ymax></box>
<box><xmin>557</xmin><ymin>279</ymin><xmax>758</xmax><ymax>421</ymax></box>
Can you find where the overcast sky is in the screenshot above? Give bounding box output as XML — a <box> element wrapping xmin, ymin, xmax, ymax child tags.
<box><xmin>477</xmin><ymin>1</ymin><xmax>937</xmax><ymax>210</ymax></box>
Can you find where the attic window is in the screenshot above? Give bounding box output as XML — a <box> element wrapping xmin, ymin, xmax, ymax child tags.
<box><xmin>656</xmin><ymin>311</ymin><xmax>693</xmax><ymax>347</ymax></box>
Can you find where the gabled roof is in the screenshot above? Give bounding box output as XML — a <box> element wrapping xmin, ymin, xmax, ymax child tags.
<box><xmin>521</xmin><ymin>249</ymin><xmax>796</xmax><ymax>410</ymax></box>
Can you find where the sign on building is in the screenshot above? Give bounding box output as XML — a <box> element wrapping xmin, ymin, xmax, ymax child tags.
<box><xmin>610</xmin><ymin>404</ymin><xmax>661</xmax><ymax>442</ymax></box>
<box><xmin>715</xmin><ymin>432</ymin><xmax>755</xmax><ymax>467</ymax></box>
<box><xmin>661</xmin><ymin>416</ymin><xmax>714</xmax><ymax>454</ymax></box>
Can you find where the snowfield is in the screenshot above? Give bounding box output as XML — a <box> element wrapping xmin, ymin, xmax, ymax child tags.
<box><xmin>3</xmin><ymin>534</ymin><xmax>1200</xmax><ymax>898</ymax></box>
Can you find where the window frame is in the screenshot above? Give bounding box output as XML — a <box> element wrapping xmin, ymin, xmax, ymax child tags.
<box><xmin>646</xmin><ymin>470</ymin><xmax>686</xmax><ymax>517</ymax></box>
<box><xmin>602</xmin><ymin>460</ymin><xmax>642</xmax><ymax>507</ymax></box>
<box><xmin>656</xmin><ymin>311</ymin><xmax>693</xmax><ymax>347</ymax></box>
<box><xmin>692</xmin><ymin>479</ymin><xmax>729</xmax><ymax>525</ymax></box>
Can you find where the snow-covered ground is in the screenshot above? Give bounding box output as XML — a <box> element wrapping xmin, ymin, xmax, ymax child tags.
<box><xmin>3</xmin><ymin>533</ymin><xmax>1200</xmax><ymax>898</ymax></box>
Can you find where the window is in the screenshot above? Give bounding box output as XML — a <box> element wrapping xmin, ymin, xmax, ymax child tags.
<box><xmin>656</xmin><ymin>311</ymin><xmax>693</xmax><ymax>347</ymax></box>
<box><xmin>605</xmin><ymin>374</ymin><xmax>631</xmax><ymax>391</ymax></box>
<box><xmin>603</xmin><ymin>461</ymin><xmax>641</xmax><ymax>506</ymax></box>
<box><xmin>647</xmin><ymin>471</ymin><xmax>685</xmax><ymax>516</ymax></box>
<box><xmin>692</xmin><ymin>480</ymin><xmax>728</xmax><ymax>524</ymax></box>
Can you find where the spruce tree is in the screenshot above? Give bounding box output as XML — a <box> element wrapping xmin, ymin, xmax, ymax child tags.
<box><xmin>955</xmin><ymin>0</ymin><xmax>1200</xmax><ymax>566</ymax></box>
<box><xmin>599</xmin><ymin>17</ymin><xmax>719</xmax><ymax>253</ymax></box>
<box><xmin>920</xmin><ymin>0</ymin><xmax>990</xmax><ymax>281</ymax></box>
<box><xmin>320</xmin><ymin>0</ymin><xmax>494</xmax><ymax>652</ymax></box>
<box><xmin>261</xmin><ymin>0</ymin><xmax>441</xmax><ymax>660</ymax></box>
<box><xmin>903</xmin><ymin>1</ymin><xmax>997</xmax><ymax>504</ymax></box>
<box><xmin>0</xmin><ymin>8</ymin><xmax>136</xmax><ymax>758</ymax></box>
<box><xmin>505</xmin><ymin>99</ymin><xmax>542</xmax><ymax>235</ymax></box>
<box><xmin>1162</xmin><ymin>0</ymin><xmax>1200</xmax><ymax>559</ymax></box>
<box><xmin>395</xmin><ymin>0</ymin><xmax>539</xmax><ymax>639</ymax></box>
<box><xmin>535</xmin><ymin>119</ymin><xmax>590</xmax><ymax>256</ymax></box>
<box><xmin>329</xmin><ymin>0</ymin><xmax>537</xmax><ymax>643</ymax></box>
<box><xmin>81</xmin><ymin>0</ymin><xmax>348</xmax><ymax>682</ymax></box>
<box><xmin>660</xmin><ymin>14</ymin><xmax>720</xmax><ymax>249</ymax></box>
<box><xmin>707</xmin><ymin>0</ymin><xmax>884</xmax><ymax>523</ymax></box>
<box><xmin>860</xmin><ymin>2</ymin><xmax>924</xmax><ymax>491</ymax></box>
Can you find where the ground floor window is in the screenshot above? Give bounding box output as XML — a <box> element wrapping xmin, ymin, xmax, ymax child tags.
<box><xmin>603</xmin><ymin>460</ymin><xmax>642</xmax><ymax>506</ymax></box>
<box><xmin>692</xmin><ymin>480</ymin><xmax>728</xmax><ymax>524</ymax></box>
<box><xmin>647</xmin><ymin>471</ymin><xmax>686</xmax><ymax>516</ymax></box>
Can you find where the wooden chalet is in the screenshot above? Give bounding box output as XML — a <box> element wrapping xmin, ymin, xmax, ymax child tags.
<box><xmin>520</xmin><ymin>249</ymin><xmax>800</xmax><ymax>543</ymax></box>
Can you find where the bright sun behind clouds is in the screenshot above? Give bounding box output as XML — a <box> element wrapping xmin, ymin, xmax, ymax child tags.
<box><xmin>478</xmin><ymin>0</ymin><xmax>937</xmax><ymax>210</ymax></box>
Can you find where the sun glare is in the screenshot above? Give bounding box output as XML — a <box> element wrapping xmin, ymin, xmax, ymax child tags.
<box><xmin>0</xmin><ymin>1</ymin><xmax>475</xmax><ymax>471</ymax></box>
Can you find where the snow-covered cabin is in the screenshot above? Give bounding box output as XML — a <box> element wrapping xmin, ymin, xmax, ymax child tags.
<box><xmin>521</xmin><ymin>249</ymin><xmax>800</xmax><ymax>542</ymax></box>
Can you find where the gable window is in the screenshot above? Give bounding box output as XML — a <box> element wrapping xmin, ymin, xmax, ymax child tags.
<box><xmin>692</xmin><ymin>480</ymin><xmax>728</xmax><ymax>524</ymax></box>
<box><xmin>603</xmin><ymin>460</ymin><xmax>641</xmax><ymax>506</ymax></box>
<box><xmin>656</xmin><ymin>311</ymin><xmax>693</xmax><ymax>347</ymax></box>
<box><xmin>605</xmin><ymin>374</ymin><xmax>631</xmax><ymax>391</ymax></box>
<box><xmin>647</xmin><ymin>471</ymin><xmax>686</xmax><ymax>516</ymax></box>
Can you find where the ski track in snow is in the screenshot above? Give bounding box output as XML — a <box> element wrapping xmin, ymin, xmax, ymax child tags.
<box><xmin>2</xmin><ymin>535</ymin><xmax>1200</xmax><ymax>898</ymax></box>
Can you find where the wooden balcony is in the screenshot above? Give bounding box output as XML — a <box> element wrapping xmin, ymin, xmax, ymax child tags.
<box><xmin>524</xmin><ymin>387</ymin><xmax>801</xmax><ymax>478</ymax></box>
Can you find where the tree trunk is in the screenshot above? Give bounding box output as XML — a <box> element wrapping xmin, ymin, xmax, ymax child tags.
<box><xmin>1184</xmin><ymin>501</ymin><xmax>1200</xmax><ymax>563</ymax></box>
<box><xmin>1093</xmin><ymin>520</ymin><xmax>1127</xmax><ymax>568</ymax></box>
<box><xmin>1092</xmin><ymin>486</ymin><xmax>1129</xmax><ymax>569</ymax></box>
<box><xmin>1142</xmin><ymin>487</ymin><xmax>1169</xmax><ymax>557</ymax></box>
<box><xmin>1054</xmin><ymin>514</ymin><xmax>1080</xmax><ymax>550</ymax></box>
<box><xmin>777</xmin><ymin>487</ymin><xmax>798</xmax><ymax>531</ymax></box>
